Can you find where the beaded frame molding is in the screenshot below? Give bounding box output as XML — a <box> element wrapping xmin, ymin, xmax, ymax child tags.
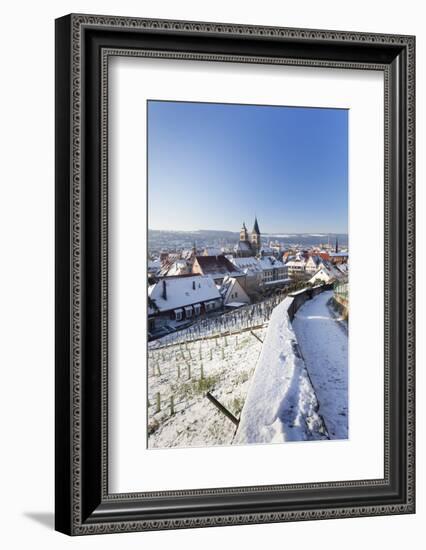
<box><xmin>55</xmin><ymin>14</ymin><xmax>415</xmax><ymax>535</ymax></box>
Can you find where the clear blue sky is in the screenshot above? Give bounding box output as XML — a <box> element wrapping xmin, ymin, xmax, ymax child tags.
<box><xmin>148</xmin><ymin>100</ymin><xmax>348</xmax><ymax>233</ymax></box>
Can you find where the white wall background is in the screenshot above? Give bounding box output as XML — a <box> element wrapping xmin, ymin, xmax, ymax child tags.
<box><xmin>0</xmin><ymin>0</ymin><xmax>423</xmax><ymax>548</ymax></box>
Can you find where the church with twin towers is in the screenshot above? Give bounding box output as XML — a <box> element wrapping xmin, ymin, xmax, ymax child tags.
<box><xmin>234</xmin><ymin>217</ymin><xmax>261</xmax><ymax>258</ymax></box>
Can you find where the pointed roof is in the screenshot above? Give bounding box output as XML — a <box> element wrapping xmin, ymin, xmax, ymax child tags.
<box><xmin>252</xmin><ymin>217</ymin><xmax>260</xmax><ymax>235</ymax></box>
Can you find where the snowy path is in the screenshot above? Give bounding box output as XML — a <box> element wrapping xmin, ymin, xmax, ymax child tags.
<box><xmin>292</xmin><ymin>291</ymin><xmax>348</xmax><ymax>439</ymax></box>
<box><xmin>235</xmin><ymin>297</ymin><xmax>328</xmax><ymax>444</ymax></box>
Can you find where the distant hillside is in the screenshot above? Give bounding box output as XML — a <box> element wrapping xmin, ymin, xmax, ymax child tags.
<box><xmin>148</xmin><ymin>229</ymin><xmax>348</xmax><ymax>252</ymax></box>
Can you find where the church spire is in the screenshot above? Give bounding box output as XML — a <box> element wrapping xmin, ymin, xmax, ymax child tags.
<box><xmin>335</xmin><ymin>235</ymin><xmax>339</xmax><ymax>253</ymax></box>
<box><xmin>252</xmin><ymin>216</ymin><xmax>260</xmax><ymax>235</ymax></box>
<box><xmin>240</xmin><ymin>222</ymin><xmax>248</xmax><ymax>242</ymax></box>
<box><xmin>251</xmin><ymin>216</ymin><xmax>261</xmax><ymax>256</ymax></box>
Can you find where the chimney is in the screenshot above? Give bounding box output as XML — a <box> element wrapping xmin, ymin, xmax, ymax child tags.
<box><xmin>162</xmin><ymin>279</ymin><xmax>167</xmax><ymax>300</ymax></box>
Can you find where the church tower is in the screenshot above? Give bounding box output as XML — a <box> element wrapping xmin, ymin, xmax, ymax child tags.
<box><xmin>335</xmin><ymin>236</ymin><xmax>339</xmax><ymax>253</ymax></box>
<box><xmin>240</xmin><ymin>222</ymin><xmax>249</xmax><ymax>242</ymax></box>
<box><xmin>251</xmin><ymin>216</ymin><xmax>261</xmax><ymax>255</ymax></box>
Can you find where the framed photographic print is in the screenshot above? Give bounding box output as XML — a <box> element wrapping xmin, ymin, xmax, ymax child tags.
<box><xmin>55</xmin><ymin>14</ymin><xmax>415</xmax><ymax>535</ymax></box>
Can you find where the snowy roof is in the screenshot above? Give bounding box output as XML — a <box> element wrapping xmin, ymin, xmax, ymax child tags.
<box><xmin>258</xmin><ymin>256</ymin><xmax>285</xmax><ymax>270</ymax></box>
<box><xmin>308</xmin><ymin>267</ymin><xmax>331</xmax><ymax>283</ymax></box>
<box><xmin>285</xmin><ymin>251</ymin><xmax>306</xmax><ymax>264</ymax></box>
<box><xmin>167</xmin><ymin>253</ymin><xmax>180</xmax><ymax>261</ymax></box>
<box><xmin>336</xmin><ymin>263</ymin><xmax>349</xmax><ymax>274</ymax></box>
<box><xmin>147</xmin><ymin>259</ymin><xmax>161</xmax><ymax>273</ymax></box>
<box><xmin>194</xmin><ymin>255</ymin><xmax>241</xmax><ymax>277</ymax></box>
<box><xmin>218</xmin><ymin>275</ymin><xmax>247</xmax><ymax>301</ymax></box>
<box><xmin>285</xmin><ymin>258</ymin><xmax>306</xmax><ymax>267</ymax></box>
<box><xmin>165</xmin><ymin>260</ymin><xmax>189</xmax><ymax>276</ymax></box>
<box><xmin>230</xmin><ymin>255</ymin><xmax>286</xmax><ymax>273</ymax></box>
<box><xmin>306</xmin><ymin>255</ymin><xmax>322</xmax><ymax>266</ymax></box>
<box><xmin>218</xmin><ymin>277</ymin><xmax>250</xmax><ymax>305</ymax></box>
<box><xmin>158</xmin><ymin>262</ymin><xmax>173</xmax><ymax>277</ymax></box>
<box><xmin>181</xmin><ymin>249</ymin><xmax>195</xmax><ymax>260</ymax></box>
<box><xmin>203</xmin><ymin>247</ymin><xmax>223</xmax><ymax>256</ymax></box>
<box><xmin>218</xmin><ymin>276</ymin><xmax>232</xmax><ymax>298</ymax></box>
<box><xmin>148</xmin><ymin>275</ymin><xmax>221</xmax><ymax>312</ymax></box>
<box><xmin>324</xmin><ymin>262</ymin><xmax>345</xmax><ymax>279</ymax></box>
<box><xmin>230</xmin><ymin>256</ymin><xmax>260</xmax><ymax>270</ymax></box>
<box><xmin>234</xmin><ymin>240</ymin><xmax>253</xmax><ymax>253</ymax></box>
<box><xmin>308</xmin><ymin>262</ymin><xmax>344</xmax><ymax>283</ymax></box>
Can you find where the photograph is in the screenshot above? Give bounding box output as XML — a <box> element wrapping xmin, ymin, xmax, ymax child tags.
<box><xmin>146</xmin><ymin>100</ymin><xmax>349</xmax><ymax>449</ymax></box>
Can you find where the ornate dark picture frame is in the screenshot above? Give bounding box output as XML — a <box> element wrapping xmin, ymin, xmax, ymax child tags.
<box><xmin>55</xmin><ymin>14</ymin><xmax>415</xmax><ymax>535</ymax></box>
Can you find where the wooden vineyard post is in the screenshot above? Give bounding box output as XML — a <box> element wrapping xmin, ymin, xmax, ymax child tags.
<box><xmin>206</xmin><ymin>392</ymin><xmax>239</xmax><ymax>426</ymax></box>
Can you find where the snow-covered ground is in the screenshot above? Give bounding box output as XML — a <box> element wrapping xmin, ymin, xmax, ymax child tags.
<box><xmin>147</xmin><ymin>288</ymin><xmax>348</xmax><ymax>449</ymax></box>
<box><xmin>147</xmin><ymin>291</ymin><xmax>286</xmax><ymax>450</ymax></box>
<box><xmin>148</xmin><ymin>293</ymin><xmax>284</xmax><ymax>349</ymax></box>
<box><xmin>147</xmin><ymin>327</ymin><xmax>266</xmax><ymax>449</ymax></box>
<box><xmin>292</xmin><ymin>291</ymin><xmax>348</xmax><ymax>439</ymax></box>
<box><xmin>235</xmin><ymin>297</ymin><xmax>328</xmax><ymax>444</ymax></box>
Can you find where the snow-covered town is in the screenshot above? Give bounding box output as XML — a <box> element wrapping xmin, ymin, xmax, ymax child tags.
<box><xmin>147</xmin><ymin>218</ymin><xmax>349</xmax><ymax>449</ymax></box>
<box><xmin>146</xmin><ymin>100</ymin><xmax>349</xmax><ymax>450</ymax></box>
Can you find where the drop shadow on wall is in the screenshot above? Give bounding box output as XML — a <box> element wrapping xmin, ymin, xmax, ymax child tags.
<box><xmin>23</xmin><ymin>512</ymin><xmax>54</xmax><ymax>530</ymax></box>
